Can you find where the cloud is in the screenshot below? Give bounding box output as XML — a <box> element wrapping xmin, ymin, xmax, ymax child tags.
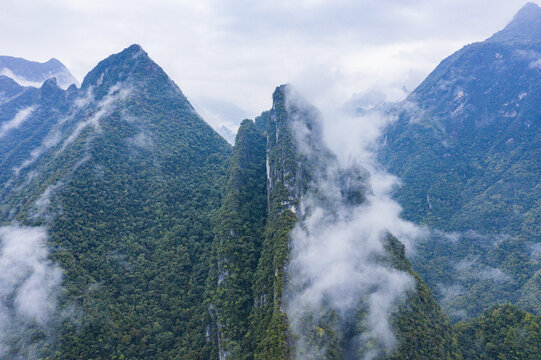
<box><xmin>530</xmin><ymin>242</ymin><xmax>541</xmax><ymax>260</ymax></box>
<box><xmin>31</xmin><ymin>182</ymin><xmax>64</xmax><ymax>220</ymax></box>
<box><xmin>0</xmin><ymin>106</ymin><xmax>36</xmax><ymax>139</ymax></box>
<box><xmin>0</xmin><ymin>68</ymin><xmax>43</xmax><ymax>88</ymax></box>
<box><xmin>476</xmin><ymin>267</ymin><xmax>512</xmax><ymax>282</ymax></box>
<box><xmin>0</xmin><ymin>66</ymin><xmax>77</xmax><ymax>90</ymax></box>
<box><xmin>437</xmin><ymin>283</ymin><xmax>464</xmax><ymax>302</ymax></box>
<box><xmin>191</xmin><ymin>96</ymin><xmax>248</xmax><ymax>129</ymax></box>
<box><xmin>284</xmin><ymin>88</ymin><xmax>421</xmax><ymax>359</ymax></box>
<box><xmin>14</xmin><ymin>120</ymin><xmax>64</xmax><ymax>175</ymax></box>
<box><xmin>0</xmin><ymin>224</ymin><xmax>62</xmax><ymax>359</ymax></box>
<box><xmin>12</xmin><ymin>89</ymin><xmax>96</xmax><ymax>176</ymax></box>
<box><xmin>455</xmin><ymin>258</ymin><xmax>512</xmax><ymax>283</ymax></box>
<box><xmin>58</xmin><ymin>83</ymin><xmax>130</xmax><ymax>153</ymax></box>
<box><xmin>0</xmin><ymin>0</ymin><xmax>533</xmax><ymax>131</ymax></box>
<box><xmin>127</xmin><ymin>131</ymin><xmax>153</xmax><ymax>149</ymax></box>
<box><xmin>295</xmin><ymin>82</ymin><xmax>428</xmax><ymax>254</ymax></box>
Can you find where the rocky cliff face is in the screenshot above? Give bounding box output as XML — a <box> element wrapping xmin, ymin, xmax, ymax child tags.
<box><xmin>207</xmin><ymin>84</ymin><xmax>458</xmax><ymax>360</ymax></box>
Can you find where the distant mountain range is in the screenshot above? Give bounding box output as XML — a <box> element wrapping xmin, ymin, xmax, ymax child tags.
<box><xmin>0</xmin><ymin>55</ymin><xmax>78</xmax><ymax>90</ymax></box>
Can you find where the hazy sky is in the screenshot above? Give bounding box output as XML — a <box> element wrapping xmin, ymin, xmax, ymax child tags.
<box><xmin>1</xmin><ymin>0</ymin><xmax>536</xmax><ymax>129</ymax></box>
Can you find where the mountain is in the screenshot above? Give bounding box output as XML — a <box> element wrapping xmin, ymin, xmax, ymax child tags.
<box><xmin>378</xmin><ymin>2</ymin><xmax>541</xmax><ymax>320</ymax></box>
<box><xmin>205</xmin><ymin>85</ymin><xmax>459</xmax><ymax>360</ymax></box>
<box><xmin>1</xmin><ymin>4</ymin><xmax>540</xmax><ymax>357</ymax></box>
<box><xmin>488</xmin><ymin>2</ymin><xmax>541</xmax><ymax>43</ymax></box>
<box><xmin>0</xmin><ymin>75</ymin><xmax>26</xmax><ymax>103</ymax></box>
<box><xmin>0</xmin><ymin>44</ymin><xmax>231</xmax><ymax>359</ymax></box>
<box><xmin>205</xmin><ymin>118</ymin><xmax>268</xmax><ymax>359</ymax></box>
<box><xmin>454</xmin><ymin>304</ymin><xmax>541</xmax><ymax>359</ymax></box>
<box><xmin>217</xmin><ymin>124</ymin><xmax>237</xmax><ymax>144</ymax></box>
<box><xmin>0</xmin><ymin>49</ymin><xmax>459</xmax><ymax>356</ymax></box>
<box><xmin>0</xmin><ymin>55</ymin><xmax>78</xmax><ymax>89</ymax></box>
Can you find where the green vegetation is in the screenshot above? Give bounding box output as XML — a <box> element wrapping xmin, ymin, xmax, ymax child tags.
<box><xmin>241</xmin><ymin>86</ymin><xmax>458</xmax><ymax>360</ymax></box>
<box><xmin>454</xmin><ymin>304</ymin><xmax>541</xmax><ymax>360</ymax></box>
<box><xmin>386</xmin><ymin>235</ymin><xmax>461</xmax><ymax>360</ymax></box>
<box><xmin>1</xmin><ymin>45</ymin><xmax>231</xmax><ymax>359</ymax></box>
<box><xmin>250</xmin><ymin>210</ymin><xmax>296</xmax><ymax>360</ymax></box>
<box><xmin>248</xmin><ymin>87</ymin><xmax>302</xmax><ymax>360</ymax></box>
<box><xmin>205</xmin><ymin>119</ymin><xmax>268</xmax><ymax>359</ymax></box>
<box><xmin>379</xmin><ymin>17</ymin><xmax>541</xmax><ymax>319</ymax></box>
<box><xmin>0</xmin><ymin>33</ymin><xmax>539</xmax><ymax>359</ymax></box>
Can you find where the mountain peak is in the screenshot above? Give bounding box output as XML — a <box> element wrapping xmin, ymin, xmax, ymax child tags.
<box><xmin>45</xmin><ymin>58</ymin><xmax>63</xmax><ymax>66</ymax></box>
<box><xmin>518</xmin><ymin>2</ymin><xmax>541</xmax><ymax>15</ymax></box>
<box><xmin>488</xmin><ymin>2</ymin><xmax>541</xmax><ymax>42</ymax></box>
<box><xmin>41</xmin><ymin>77</ymin><xmax>58</xmax><ymax>88</ymax></box>
<box><xmin>125</xmin><ymin>43</ymin><xmax>144</xmax><ymax>52</ymax></box>
<box><xmin>81</xmin><ymin>44</ymin><xmax>157</xmax><ymax>91</ymax></box>
<box><xmin>40</xmin><ymin>77</ymin><xmax>64</xmax><ymax>102</ymax></box>
<box><xmin>0</xmin><ymin>75</ymin><xmax>24</xmax><ymax>101</ymax></box>
<box><xmin>272</xmin><ymin>84</ymin><xmax>291</xmax><ymax>102</ymax></box>
<box><xmin>118</xmin><ymin>44</ymin><xmax>147</xmax><ymax>60</ymax></box>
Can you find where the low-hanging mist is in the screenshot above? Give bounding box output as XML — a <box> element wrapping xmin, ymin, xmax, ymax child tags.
<box><xmin>0</xmin><ymin>225</ymin><xmax>62</xmax><ymax>359</ymax></box>
<box><xmin>283</xmin><ymin>88</ymin><xmax>426</xmax><ymax>359</ymax></box>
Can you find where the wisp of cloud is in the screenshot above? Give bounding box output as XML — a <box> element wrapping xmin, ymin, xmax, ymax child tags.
<box><xmin>282</xmin><ymin>87</ymin><xmax>427</xmax><ymax>359</ymax></box>
<box><xmin>0</xmin><ymin>225</ymin><xmax>62</xmax><ymax>359</ymax></box>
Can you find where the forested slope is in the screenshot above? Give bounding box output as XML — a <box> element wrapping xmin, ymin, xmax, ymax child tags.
<box><xmin>378</xmin><ymin>2</ymin><xmax>541</xmax><ymax>320</ymax></box>
<box><xmin>0</xmin><ymin>44</ymin><xmax>231</xmax><ymax>359</ymax></box>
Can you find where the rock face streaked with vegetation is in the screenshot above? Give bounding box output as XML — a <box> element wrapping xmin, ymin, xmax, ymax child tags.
<box><xmin>206</xmin><ymin>85</ymin><xmax>458</xmax><ymax>360</ymax></box>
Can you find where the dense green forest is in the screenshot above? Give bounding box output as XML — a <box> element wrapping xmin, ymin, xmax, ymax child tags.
<box><xmin>205</xmin><ymin>119</ymin><xmax>268</xmax><ymax>359</ymax></box>
<box><xmin>378</xmin><ymin>2</ymin><xmax>541</xmax><ymax>320</ymax></box>
<box><xmin>454</xmin><ymin>304</ymin><xmax>541</xmax><ymax>359</ymax></box>
<box><xmin>0</xmin><ymin>45</ymin><xmax>232</xmax><ymax>359</ymax></box>
<box><xmin>0</xmin><ymin>4</ymin><xmax>540</xmax><ymax>356</ymax></box>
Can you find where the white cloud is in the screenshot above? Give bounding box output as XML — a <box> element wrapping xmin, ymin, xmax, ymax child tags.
<box><xmin>284</xmin><ymin>88</ymin><xmax>423</xmax><ymax>359</ymax></box>
<box><xmin>31</xmin><ymin>182</ymin><xmax>64</xmax><ymax>220</ymax></box>
<box><xmin>0</xmin><ymin>1</ymin><xmax>534</xmax><ymax>128</ymax></box>
<box><xmin>13</xmin><ymin>89</ymin><xmax>94</xmax><ymax>175</ymax></box>
<box><xmin>127</xmin><ymin>131</ymin><xmax>153</xmax><ymax>149</ymax></box>
<box><xmin>0</xmin><ymin>225</ymin><xmax>62</xmax><ymax>359</ymax></box>
<box><xmin>0</xmin><ymin>68</ymin><xmax>43</xmax><ymax>87</ymax></box>
<box><xmin>0</xmin><ymin>106</ymin><xmax>36</xmax><ymax>139</ymax></box>
<box><xmin>455</xmin><ymin>258</ymin><xmax>512</xmax><ymax>282</ymax></box>
<box><xmin>530</xmin><ymin>242</ymin><xmax>541</xmax><ymax>260</ymax></box>
<box><xmin>58</xmin><ymin>83</ymin><xmax>130</xmax><ymax>153</ymax></box>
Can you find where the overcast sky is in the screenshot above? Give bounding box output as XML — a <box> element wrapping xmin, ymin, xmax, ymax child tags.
<box><xmin>1</xmin><ymin>0</ymin><xmax>536</xmax><ymax>130</ymax></box>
